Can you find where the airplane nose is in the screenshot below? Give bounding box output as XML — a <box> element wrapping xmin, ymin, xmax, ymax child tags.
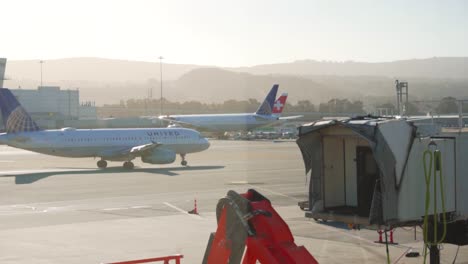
<box><xmin>202</xmin><ymin>138</ymin><xmax>210</xmax><ymax>150</ymax></box>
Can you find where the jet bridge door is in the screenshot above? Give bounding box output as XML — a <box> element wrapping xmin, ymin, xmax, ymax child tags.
<box><xmin>323</xmin><ymin>136</ymin><xmax>345</xmax><ymax>208</ymax></box>
<box><xmin>356</xmin><ymin>146</ymin><xmax>379</xmax><ymax>217</ymax></box>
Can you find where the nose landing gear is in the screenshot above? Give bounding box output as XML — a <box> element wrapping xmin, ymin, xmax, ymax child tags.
<box><xmin>180</xmin><ymin>154</ymin><xmax>188</xmax><ymax>166</ymax></box>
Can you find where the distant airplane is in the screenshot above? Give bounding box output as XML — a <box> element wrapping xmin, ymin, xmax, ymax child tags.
<box><xmin>159</xmin><ymin>84</ymin><xmax>302</xmax><ymax>132</ymax></box>
<box><xmin>0</xmin><ymin>88</ymin><xmax>210</xmax><ymax>169</ymax></box>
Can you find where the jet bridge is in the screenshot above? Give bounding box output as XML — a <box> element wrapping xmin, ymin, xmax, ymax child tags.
<box><xmin>296</xmin><ymin>117</ymin><xmax>468</xmax><ymax>245</ymax></box>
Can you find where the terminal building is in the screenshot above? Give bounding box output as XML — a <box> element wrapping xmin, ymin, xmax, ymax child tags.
<box><xmin>13</xmin><ymin>86</ymin><xmax>81</xmax><ymax>120</ymax></box>
<box><xmin>1</xmin><ymin>86</ymin><xmax>97</xmax><ymax>129</ymax></box>
<box><xmin>0</xmin><ymin>85</ymin><xmax>162</xmax><ymax>130</ymax></box>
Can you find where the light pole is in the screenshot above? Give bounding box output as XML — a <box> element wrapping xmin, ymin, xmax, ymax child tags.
<box><xmin>159</xmin><ymin>56</ymin><xmax>164</xmax><ymax>116</ymax></box>
<box><xmin>39</xmin><ymin>60</ymin><xmax>44</xmax><ymax>87</ymax></box>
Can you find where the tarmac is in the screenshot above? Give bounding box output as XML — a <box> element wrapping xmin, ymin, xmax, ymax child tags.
<box><xmin>0</xmin><ymin>140</ymin><xmax>466</xmax><ymax>263</ymax></box>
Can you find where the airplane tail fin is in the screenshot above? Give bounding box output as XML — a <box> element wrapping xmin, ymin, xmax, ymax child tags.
<box><xmin>272</xmin><ymin>93</ymin><xmax>288</xmax><ymax>117</ymax></box>
<box><xmin>255</xmin><ymin>84</ymin><xmax>279</xmax><ymax>115</ymax></box>
<box><xmin>0</xmin><ymin>58</ymin><xmax>6</xmax><ymax>88</ymax></box>
<box><xmin>0</xmin><ymin>88</ymin><xmax>40</xmax><ymax>133</ymax></box>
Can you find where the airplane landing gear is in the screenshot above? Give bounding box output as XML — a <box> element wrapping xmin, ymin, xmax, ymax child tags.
<box><xmin>180</xmin><ymin>154</ymin><xmax>188</xmax><ymax>166</ymax></box>
<box><xmin>97</xmin><ymin>160</ymin><xmax>107</xmax><ymax>169</ymax></box>
<box><xmin>123</xmin><ymin>161</ymin><xmax>134</xmax><ymax>169</ymax></box>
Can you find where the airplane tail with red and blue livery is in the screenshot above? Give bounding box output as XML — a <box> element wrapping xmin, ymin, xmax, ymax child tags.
<box><xmin>255</xmin><ymin>84</ymin><xmax>278</xmax><ymax>116</ymax></box>
<box><xmin>272</xmin><ymin>93</ymin><xmax>288</xmax><ymax>118</ymax></box>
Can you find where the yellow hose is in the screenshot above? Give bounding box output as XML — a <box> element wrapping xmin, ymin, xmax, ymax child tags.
<box><xmin>422</xmin><ymin>148</ymin><xmax>447</xmax><ymax>264</ymax></box>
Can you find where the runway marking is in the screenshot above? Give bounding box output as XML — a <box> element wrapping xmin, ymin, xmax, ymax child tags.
<box><xmin>247</xmin><ymin>184</ymin><xmax>301</xmax><ymax>201</ymax></box>
<box><xmin>0</xmin><ymin>160</ymin><xmax>14</xmax><ymax>163</ymax></box>
<box><xmin>131</xmin><ymin>205</ymin><xmax>152</xmax><ymax>209</ymax></box>
<box><xmin>163</xmin><ymin>202</ymin><xmax>202</xmax><ymax>219</ymax></box>
<box><xmin>42</xmin><ymin>207</ymin><xmax>66</xmax><ymax>213</ymax></box>
<box><xmin>310</xmin><ymin>221</ymin><xmax>379</xmax><ymax>246</ymax></box>
<box><xmin>228</xmin><ymin>181</ymin><xmax>249</xmax><ymax>185</ymax></box>
<box><xmin>11</xmin><ymin>205</ymin><xmax>36</xmax><ymax>210</ymax></box>
<box><xmin>103</xmin><ymin>207</ymin><xmax>127</xmax><ymax>211</ymax></box>
<box><xmin>0</xmin><ymin>185</ymin><xmax>303</xmax><ymax>212</ymax></box>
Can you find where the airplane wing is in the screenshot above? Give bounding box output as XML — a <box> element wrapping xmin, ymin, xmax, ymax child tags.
<box><xmin>98</xmin><ymin>142</ymin><xmax>162</xmax><ymax>160</ymax></box>
<box><xmin>279</xmin><ymin>115</ymin><xmax>303</xmax><ymax>120</ymax></box>
<box><xmin>159</xmin><ymin>117</ymin><xmax>198</xmax><ymax>128</ymax></box>
<box><xmin>254</xmin><ymin>115</ymin><xmax>303</xmax><ymax>122</ymax></box>
<box><xmin>128</xmin><ymin>142</ymin><xmax>162</xmax><ymax>155</ymax></box>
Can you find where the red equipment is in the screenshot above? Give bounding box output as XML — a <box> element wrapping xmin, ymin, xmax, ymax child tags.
<box><xmin>375</xmin><ymin>229</ymin><xmax>398</xmax><ymax>245</ymax></box>
<box><xmin>202</xmin><ymin>189</ymin><xmax>318</xmax><ymax>264</ymax></box>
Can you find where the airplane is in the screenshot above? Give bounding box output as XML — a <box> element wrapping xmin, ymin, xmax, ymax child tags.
<box><xmin>0</xmin><ymin>88</ymin><xmax>210</xmax><ymax>169</ymax></box>
<box><xmin>159</xmin><ymin>84</ymin><xmax>302</xmax><ymax>132</ymax></box>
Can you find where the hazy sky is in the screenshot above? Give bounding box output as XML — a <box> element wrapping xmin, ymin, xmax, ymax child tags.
<box><xmin>2</xmin><ymin>0</ymin><xmax>467</xmax><ymax>66</ymax></box>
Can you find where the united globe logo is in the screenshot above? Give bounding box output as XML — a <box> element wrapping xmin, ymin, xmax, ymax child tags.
<box><xmin>5</xmin><ymin>106</ymin><xmax>40</xmax><ymax>133</ymax></box>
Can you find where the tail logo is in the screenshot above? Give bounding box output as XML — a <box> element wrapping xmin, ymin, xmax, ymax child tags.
<box><xmin>6</xmin><ymin>106</ymin><xmax>40</xmax><ymax>133</ymax></box>
<box><xmin>0</xmin><ymin>88</ymin><xmax>40</xmax><ymax>133</ymax></box>
<box><xmin>255</xmin><ymin>84</ymin><xmax>279</xmax><ymax>116</ymax></box>
<box><xmin>272</xmin><ymin>93</ymin><xmax>288</xmax><ymax>115</ymax></box>
<box><xmin>256</xmin><ymin>101</ymin><xmax>273</xmax><ymax>115</ymax></box>
<box><xmin>274</xmin><ymin>100</ymin><xmax>284</xmax><ymax>111</ymax></box>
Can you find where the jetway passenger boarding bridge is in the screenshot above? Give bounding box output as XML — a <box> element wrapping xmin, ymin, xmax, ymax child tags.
<box><xmin>296</xmin><ymin>117</ymin><xmax>468</xmax><ymax>248</ymax></box>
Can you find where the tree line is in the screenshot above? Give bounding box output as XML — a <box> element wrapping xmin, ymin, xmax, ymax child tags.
<box><xmin>375</xmin><ymin>97</ymin><xmax>468</xmax><ymax>116</ymax></box>
<box><xmin>98</xmin><ymin>98</ymin><xmax>367</xmax><ymax>118</ymax></box>
<box><xmin>97</xmin><ymin>96</ymin><xmax>466</xmax><ymax>118</ymax></box>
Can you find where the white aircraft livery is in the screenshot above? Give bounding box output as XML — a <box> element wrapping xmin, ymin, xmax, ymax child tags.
<box><xmin>159</xmin><ymin>84</ymin><xmax>302</xmax><ymax>132</ymax></box>
<box><xmin>0</xmin><ymin>88</ymin><xmax>210</xmax><ymax>169</ymax></box>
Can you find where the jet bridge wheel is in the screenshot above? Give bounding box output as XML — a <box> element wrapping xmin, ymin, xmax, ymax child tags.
<box><xmin>97</xmin><ymin>160</ymin><xmax>107</xmax><ymax>169</ymax></box>
<box><xmin>123</xmin><ymin>161</ymin><xmax>134</xmax><ymax>169</ymax></box>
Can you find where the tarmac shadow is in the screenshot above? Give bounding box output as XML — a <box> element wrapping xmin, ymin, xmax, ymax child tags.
<box><xmin>1</xmin><ymin>165</ymin><xmax>225</xmax><ymax>184</ymax></box>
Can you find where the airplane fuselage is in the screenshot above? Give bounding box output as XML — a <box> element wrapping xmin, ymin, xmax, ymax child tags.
<box><xmin>166</xmin><ymin>113</ymin><xmax>279</xmax><ymax>132</ymax></box>
<box><xmin>0</xmin><ymin>127</ymin><xmax>209</xmax><ymax>159</ymax></box>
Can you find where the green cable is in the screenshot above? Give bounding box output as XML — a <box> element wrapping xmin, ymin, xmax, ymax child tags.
<box><xmin>422</xmin><ymin>148</ymin><xmax>447</xmax><ymax>264</ymax></box>
<box><xmin>423</xmin><ymin>150</ymin><xmax>432</xmax><ymax>264</ymax></box>
<box><xmin>434</xmin><ymin>150</ymin><xmax>447</xmax><ymax>245</ymax></box>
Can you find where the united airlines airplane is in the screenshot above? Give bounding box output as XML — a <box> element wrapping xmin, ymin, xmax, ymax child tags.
<box><xmin>0</xmin><ymin>88</ymin><xmax>210</xmax><ymax>169</ymax></box>
<box><xmin>159</xmin><ymin>84</ymin><xmax>302</xmax><ymax>132</ymax></box>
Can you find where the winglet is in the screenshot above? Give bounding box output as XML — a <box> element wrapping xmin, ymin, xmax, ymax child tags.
<box><xmin>255</xmin><ymin>84</ymin><xmax>279</xmax><ymax>115</ymax></box>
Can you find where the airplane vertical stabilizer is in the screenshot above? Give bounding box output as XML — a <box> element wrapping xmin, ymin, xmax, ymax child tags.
<box><xmin>0</xmin><ymin>58</ymin><xmax>6</xmax><ymax>88</ymax></box>
<box><xmin>255</xmin><ymin>84</ymin><xmax>278</xmax><ymax>115</ymax></box>
<box><xmin>272</xmin><ymin>93</ymin><xmax>288</xmax><ymax>117</ymax></box>
<box><xmin>0</xmin><ymin>88</ymin><xmax>40</xmax><ymax>133</ymax></box>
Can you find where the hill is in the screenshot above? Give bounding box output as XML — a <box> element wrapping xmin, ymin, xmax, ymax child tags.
<box><xmin>231</xmin><ymin>57</ymin><xmax>468</xmax><ymax>79</ymax></box>
<box><xmin>3</xmin><ymin>57</ymin><xmax>467</xmax><ymax>105</ymax></box>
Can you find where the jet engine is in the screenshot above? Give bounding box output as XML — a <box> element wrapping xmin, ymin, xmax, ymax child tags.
<box><xmin>141</xmin><ymin>148</ymin><xmax>176</xmax><ymax>164</ymax></box>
